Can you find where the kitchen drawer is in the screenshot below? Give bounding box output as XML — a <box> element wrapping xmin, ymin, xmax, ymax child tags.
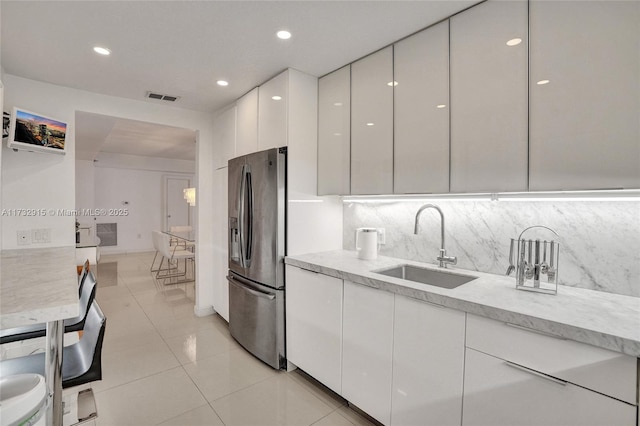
<box><xmin>466</xmin><ymin>314</ymin><xmax>637</xmax><ymax>405</ymax></box>
<box><xmin>462</xmin><ymin>348</ymin><xmax>637</xmax><ymax>426</ymax></box>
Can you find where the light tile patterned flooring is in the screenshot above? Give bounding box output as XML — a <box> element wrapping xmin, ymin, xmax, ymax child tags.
<box><xmin>88</xmin><ymin>252</ymin><xmax>375</xmax><ymax>426</ymax></box>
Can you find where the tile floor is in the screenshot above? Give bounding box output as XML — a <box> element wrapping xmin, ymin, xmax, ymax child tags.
<box><xmin>86</xmin><ymin>252</ymin><xmax>376</xmax><ymax>426</ymax></box>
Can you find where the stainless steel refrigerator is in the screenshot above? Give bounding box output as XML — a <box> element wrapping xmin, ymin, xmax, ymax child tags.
<box><xmin>227</xmin><ymin>147</ymin><xmax>286</xmax><ymax>369</ymax></box>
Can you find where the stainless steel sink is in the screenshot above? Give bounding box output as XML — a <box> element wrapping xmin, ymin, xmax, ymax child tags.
<box><xmin>373</xmin><ymin>264</ymin><xmax>477</xmax><ymax>289</ymax></box>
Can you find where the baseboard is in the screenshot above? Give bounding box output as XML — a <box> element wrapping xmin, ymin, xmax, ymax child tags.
<box><xmin>193</xmin><ymin>305</ymin><xmax>215</xmax><ymax>317</ymax></box>
<box><xmin>99</xmin><ymin>248</ymin><xmax>155</xmax><ymax>256</ymax></box>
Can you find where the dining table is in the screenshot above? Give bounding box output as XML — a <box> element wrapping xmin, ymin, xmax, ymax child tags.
<box><xmin>1</xmin><ymin>246</ymin><xmax>79</xmax><ymax>426</ymax></box>
<box><xmin>162</xmin><ymin>229</ymin><xmax>196</xmax><ymax>244</ymax></box>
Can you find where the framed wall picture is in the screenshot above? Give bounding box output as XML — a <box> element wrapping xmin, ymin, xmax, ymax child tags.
<box><xmin>8</xmin><ymin>107</ymin><xmax>67</xmax><ymax>155</ymax></box>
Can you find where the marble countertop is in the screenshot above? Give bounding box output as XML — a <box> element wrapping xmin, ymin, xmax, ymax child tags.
<box><xmin>1</xmin><ymin>246</ymin><xmax>79</xmax><ymax>329</ymax></box>
<box><xmin>285</xmin><ymin>250</ymin><xmax>640</xmax><ymax>357</ymax></box>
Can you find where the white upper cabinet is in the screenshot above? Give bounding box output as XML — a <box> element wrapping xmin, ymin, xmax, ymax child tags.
<box><xmin>235</xmin><ymin>88</ymin><xmax>259</xmax><ymax>157</ymax></box>
<box><xmin>258</xmin><ymin>70</ymin><xmax>288</xmax><ymax>151</ymax></box>
<box><xmin>318</xmin><ymin>66</ymin><xmax>351</xmax><ymax>195</ymax></box>
<box><xmin>351</xmin><ymin>47</ymin><xmax>394</xmax><ymax>195</ymax></box>
<box><xmin>450</xmin><ymin>0</ymin><xmax>528</xmax><ymax>193</ymax></box>
<box><xmin>529</xmin><ymin>1</ymin><xmax>640</xmax><ymax>191</ymax></box>
<box><xmin>394</xmin><ymin>20</ymin><xmax>450</xmax><ymax>194</ymax></box>
<box><xmin>213</xmin><ymin>104</ymin><xmax>237</xmax><ymax>169</ymax></box>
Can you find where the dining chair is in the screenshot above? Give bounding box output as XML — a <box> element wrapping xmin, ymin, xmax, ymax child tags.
<box><xmin>169</xmin><ymin>225</ymin><xmax>195</xmax><ymax>251</ymax></box>
<box><xmin>155</xmin><ymin>232</ymin><xmax>195</xmax><ymax>286</ymax></box>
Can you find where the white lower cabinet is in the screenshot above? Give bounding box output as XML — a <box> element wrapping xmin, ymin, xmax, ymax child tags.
<box><xmin>391</xmin><ymin>295</ymin><xmax>465</xmax><ymax>426</ymax></box>
<box><xmin>342</xmin><ymin>280</ymin><xmax>394</xmax><ymax>425</ymax></box>
<box><xmin>462</xmin><ymin>348</ymin><xmax>636</xmax><ymax>426</ymax></box>
<box><xmin>285</xmin><ymin>265</ymin><xmax>343</xmax><ymax>394</ymax></box>
<box><xmin>463</xmin><ymin>314</ymin><xmax>638</xmax><ymax>426</ymax></box>
<box><xmin>284</xmin><ymin>273</ymin><xmax>638</xmax><ymax>426</ymax></box>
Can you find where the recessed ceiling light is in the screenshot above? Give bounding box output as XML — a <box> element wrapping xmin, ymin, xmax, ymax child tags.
<box><xmin>537</xmin><ymin>80</ymin><xmax>550</xmax><ymax>85</ymax></box>
<box><xmin>436</xmin><ymin>104</ymin><xmax>447</xmax><ymax>109</ymax></box>
<box><xmin>272</xmin><ymin>95</ymin><xmax>282</xmax><ymax>101</ymax></box>
<box><xmin>93</xmin><ymin>46</ymin><xmax>111</xmax><ymax>56</ymax></box>
<box><xmin>276</xmin><ymin>30</ymin><xmax>292</xmax><ymax>40</ymax></box>
<box><xmin>387</xmin><ymin>81</ymin><xmax>398</xmax><ymax>87</ymax></box>
<box><xmin>366</xmin><ymin>122</ymin><xmax>375</xmax><ymax>126</ymax></box>
<box><xmin>333</xmin><ymin>102</ymin><xmax>343</xmax><ymax>107</ymax></box>
<box><xmin>334</xmin><ymin>133</ymin><xmax>342</xmax><ymax>136</ymax></box>
<box><xmin>217</xmin><ymin>80</ymin><xmax>229</xmax><ymax>87</ymax></box>
<box><xmin>506</xmin><ymin>38</ymin><xmax>522</xmax><ymax>46</ymax></box>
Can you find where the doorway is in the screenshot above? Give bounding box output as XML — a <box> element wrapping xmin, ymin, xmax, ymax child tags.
<box><xmin>164</xmin><ymin>175</ymin><xmax>192</xmax><ymax>231</ymax></box>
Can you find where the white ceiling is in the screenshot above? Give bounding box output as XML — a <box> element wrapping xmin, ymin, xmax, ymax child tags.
<box><xmin>1</xmin><ymin>0</ymin><xmax>478</xmax><ymax>159</ymax></box>
<box><xmin>75</xmin><ymin>111</ymin><xmax>197</xmax><ymax>161</ymax></box>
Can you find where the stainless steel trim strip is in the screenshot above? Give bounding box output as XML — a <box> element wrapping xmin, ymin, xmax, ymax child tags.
<box><xmin>504</xmin><ymin>361</ymin><xmax>567</xmax><ymax>386</ymax></box>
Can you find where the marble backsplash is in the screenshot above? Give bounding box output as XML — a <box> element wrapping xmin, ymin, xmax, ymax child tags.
<box><xmin>343</xmin><ymin>200</ymin><xmax>640</xmax><ymax>297</ymax></box>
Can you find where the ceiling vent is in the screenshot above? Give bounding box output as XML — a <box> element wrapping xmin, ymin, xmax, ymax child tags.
<box><xmin>145</xmin><ymin>91</ymin><xmax>180</xmax><ymax>102</ymax></box>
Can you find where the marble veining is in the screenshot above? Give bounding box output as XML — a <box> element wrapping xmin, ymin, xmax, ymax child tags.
<box><xmin>285</xmin><ymin>250</ymin><xmax>640</xmax><ymax>357</ymax></box>
<box><xmin>344</xmin><ymin>200</ymin><xmax>640</xmax><ymax>297</ymax></box>
<box><xmin>1</xmin><ymin>246</ymin><xmax>79</xmax><ymax>329</ymax></box>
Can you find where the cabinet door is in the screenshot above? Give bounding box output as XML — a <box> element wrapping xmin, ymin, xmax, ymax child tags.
<box><xmin>318</xmin><ymin>65</ymin><xmax>351</xmax><ymax>195</ymax></box>
<box><xmin>351</xmin><ymin>47</ymin><xmax>394</xmax><ymax>194</ymax></box>
<box><xmin>391</xmin><ymin>296</ymin><xmax>465</xmax><ymax>426</ymax></box>
<box><xmin>394</xmin><ymin>21</ymin><xmax>449</xmax><ymax>194</ymax></box>
<box><xmin>450</xmin><ymin>0</ymin><xmax>528</xmax><ymax>193</ymax></box>
<box><xmin>212</xmin><ymin>167</ymin><xmax>229</xmax><ymax>321</ymax></box>
<box><xmin>236</xmin><ymin>88</ymin><xmax>259</xmax><ymax>157</ymax></box>
<box><xmin>213</xmin><ymin>105</ymin><xmax>237</xmax><ymax>169</ymax></box>
<box><xmin>258</xmin><ymin>70</ymin><xmax>288</xmax><ymax>151</ymax></box>
<box><xmin>529</xmin><ymin>1</ymin><xmax>640</xmax><ymax>190</ymax></box>
<box><xmin>342</xmin><ymin>280</ymin><xmax>394</xmax><ymax>425</ymax></box>
<box><xmin>285</xmin><ymin>265</ymin><xmax>343</xmax><ymax>394</ymax></box>
<box><xmin>462</xmin><ymin>348</ymin><xmax>636</xmax><ymax>426</ymax></box>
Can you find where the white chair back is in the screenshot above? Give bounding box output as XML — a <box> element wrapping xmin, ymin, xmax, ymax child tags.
<box><xmin>158</xmin><ymin>232</ymin><xmax>174</xmax><ymax>259</ymax></box>
<box><xmin>152</xmin><ymin>231</ymin><xmax>163</xmax><ymax>252</ymax></box>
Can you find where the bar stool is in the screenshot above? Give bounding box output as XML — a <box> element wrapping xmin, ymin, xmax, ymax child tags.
<box><xmin>0</xmin><ymin>271</ymin><xmax>97</xmax><ymax>344</ymax></box>
<box><xmin>0</xmin><ymin>302</ymin><xmax>106</xmax><ymax>387</ymax></box>
<box><xmin>0</xmin><ymin>303</ymin><xmax>106</xmax><ymax>425</ymax></box>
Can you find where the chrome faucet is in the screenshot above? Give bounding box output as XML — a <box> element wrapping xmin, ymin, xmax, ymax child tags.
<box><xmin>414</xmin><ymin>204</ymin><xmax>457</xmax><ymax>268</ymax></box>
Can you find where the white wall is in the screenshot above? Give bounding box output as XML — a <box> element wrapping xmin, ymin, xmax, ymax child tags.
<box><xmin>94</xmin><ymin>152</ymin><xmax>195</xmax><ymax>174</ymax></box>
<box><xmin>1</xmin><ymin>75</ymin><xmax>215</xmax><ymax>315</ymax></box>
<box><xmin>286</xmin><ymin>69</ymin><xmax>343</xmax><ymax>256</ymax></box>
<box><xmin>75</xmin><ymin>159</ymin><xmax>95</xmax><ymax>216</ymax></box>
<box><xmin>93</xmin><ymin>166</ymin><xmax>194</xmax><ymax>254</ymax></box>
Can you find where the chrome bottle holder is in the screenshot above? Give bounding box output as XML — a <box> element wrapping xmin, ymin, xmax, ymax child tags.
<box><xmin>514</xmin><ymin>225</ymin><xmax>560</xmax><ymax>295</ymax></box>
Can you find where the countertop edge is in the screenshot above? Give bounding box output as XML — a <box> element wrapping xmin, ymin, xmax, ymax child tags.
<box><xmin>285</xmin><ymin>255</ymin><xmax>640</xmax><ymax>358</ymax></box>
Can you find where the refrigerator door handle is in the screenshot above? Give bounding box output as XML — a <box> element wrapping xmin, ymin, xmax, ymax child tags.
<box><xmin>227</xmin><ymin>275</ymin><xmax>276</xmax><ymax>300</ymax></box>
<box><xmin>245</xmin><ymin>169</ymin><xmax>253</xmax><ymax>265</ymax></box>
<box><xmin>237</xmin><ymin>164</ymin><xmax>247</xmax><ymax>268</ymax></box>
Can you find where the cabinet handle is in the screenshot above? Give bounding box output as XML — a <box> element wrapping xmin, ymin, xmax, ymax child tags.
<box><xmin>504</xmin><ymin>361</ymin><xmax>567</xmax><ymax>386</ymax></box>
<box><xmin>505</xmin><ymin>322</ymin><xmax>567</xmax><ymax>340</ymax></box>
<box><xmin>297</xmin><ymin>266</ymin><xmax>319</xmax><ymax>274</ymax></box>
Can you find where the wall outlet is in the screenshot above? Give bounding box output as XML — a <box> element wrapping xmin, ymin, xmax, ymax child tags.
<box><xmin>17</xmin><ymin>230</ymin><xmax>31</xmax><ymax>245</ymax></box>
<box><xmin>32</xmin><ymin>228</ymin><xmax>51</xmax><ymax>244</ymax></box>
<box><xmin>378</xmin><ymin>228</ymin><xmax>386</xmax><ymax>245</ymax></box>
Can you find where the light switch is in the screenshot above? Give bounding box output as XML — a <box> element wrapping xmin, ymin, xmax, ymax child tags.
<box><xmin>31</xmin><ymin>228</ymin><xmax>51</xmax><ymax>244</ymax></box>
